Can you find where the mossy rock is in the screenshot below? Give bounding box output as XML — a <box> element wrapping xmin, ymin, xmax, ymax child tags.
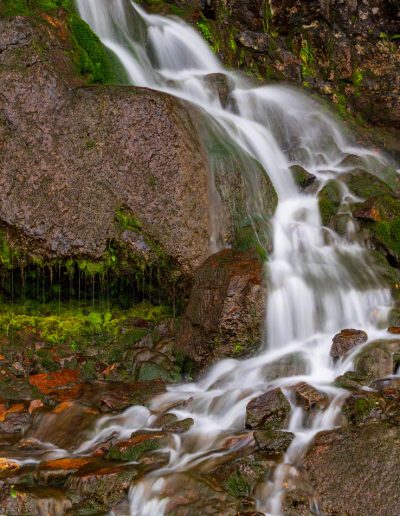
<box><xmin>107</xmin><ymin>433</ymin><xmax>166</xmax><ymax>462</ymax></box>
<box><xmin>318</xmin><ymin>179</ymin><xmax>342</xmax><ymax>226</ymax></box>
<box><xmin>340</xmin><ymin>169</ymin><xmax>393</xmax><ymax>200</ymax></box>
<box><xmin>290</xmin><ymin>165</ymin><xmax>316</xmax><ymax>189</ymax></box>
<box><xmin>353</xmin><ymin>194</ymin><xmax>400</xmax><ymax>263</ymax></box>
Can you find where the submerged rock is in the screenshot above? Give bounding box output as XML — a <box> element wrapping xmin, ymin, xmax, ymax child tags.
<box><xmin>176</xmin><ymin>249</ymin><xmax>265</xmax><ymax>368</ymax></box>
<box><xmin>330</xmin><ymin>329</ymin><xmax>368</xmax><ymax>359</ymax></box>
<box><xmin>245</xmin><ymin>388</ymin><xmax>290</xmax><ymax>430</ymax></box>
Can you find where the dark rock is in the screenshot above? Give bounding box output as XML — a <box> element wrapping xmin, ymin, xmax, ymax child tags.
<box><xmin>290</xmin><ymin>165</ymin><xmax>316</xmax><ymax>190</ymax></box>
<box><xmin>211</xmin><ymin>454</ymin><xmax>273</xmax><ymax>499</ymax></box>
<box><xmin>354</xmin><ymin>339</ymin><xmax>400</xmax><ymax>382</ymax></box>
<box><xmin>263</xmin><ymin>353</ymin><xmax>307</xmax><ymax>381</ymax></box>
<box><xmin>302</xmin><ymin>423</ymin><xmax>400</xmax><ymax>514</ymax></box>
<box><xmin>245</xmin><ymin>388</ymin><xmax>290</xmax><ymax>430</ymax></box>
<box><xmin>147</xmin><ymin>472</ymin><xmax>241</xmax><ymax>515</ymax></box>
<box><xmin>0</xmin><ymin>486</ymin><xmax>72</xmax><ymax>515</ymax></box>
<box><xmin>107</xmin><ymin>432</ymin><xmax>167</xmax><ymax>462</ymax></box>
<box><xmin>66</xmin><ymin>463</ymin><xmax>138</xmax><ymax>507</ymax></box>
<box><xmin>204</xmin><ymin>73</ymin><xmax>234</xmax><ymax>108</ymax></box>
<box><xmin>176</xmin><ymin>249</ymin><xmax>265</xmax><ymax>368</ymax></box>
<box><xmin>253</xmin><ymin>429</ymin><xmax>294</xmax><ymax>454</ymax></box>
<box><xmin>330</xmin><ymin>329</ymin><xmax>368</xmax><ymax>359</ymax></box>
<box><xmin>290</xmin><ymin>382</ymin><xmax>328</xmax><ymax>410</ymax></box>
<box><xmin>341</xmin><ymin>392</ymin><xmax>384</xmax><ymax>425</ymax></box>
<box><xmin>162</xmin><ymin>417</ymin><xmax>194</xmax><ymax>433</ymax></box>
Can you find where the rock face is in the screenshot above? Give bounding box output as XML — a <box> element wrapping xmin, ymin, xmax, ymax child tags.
<box><xmin>192</xmin><ymin>0</ymin><xmax>400</xmax><ymax>134</ymax></box>
<box><xmin>0</xmin><ymin>14</ymin><xmax>213</xmax><ymax>276</ymax></box>
<box><xmin>302</xmin><ymin>423</ymin><xmax>400</xmax><ymax>515</ymax></box>
<box><xmin>176</xmin><ymin>249</ymin><xmax>265</xmax><ymax>368</ymax></box>
<box><xmin>330</xmin><ymin>329</ymin><xmax>368</xmax><ymax>359</ymax></box>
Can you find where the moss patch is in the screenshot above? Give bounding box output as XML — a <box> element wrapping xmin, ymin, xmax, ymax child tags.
<box><xmin>318</xmin><ymin>180</ymin><xmax>342</xmax><ymax>226</ymax></box>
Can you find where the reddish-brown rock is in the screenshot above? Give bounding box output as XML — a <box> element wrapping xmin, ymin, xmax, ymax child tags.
<box><xmin>176</xmin><ymin>249</ymin><xmax>265</xmax><ymax>367</ymax></box>
<box><xmin>330</xmin><ymin>329</ymin><xmax>368</xmax><ymax>359</ymax></box>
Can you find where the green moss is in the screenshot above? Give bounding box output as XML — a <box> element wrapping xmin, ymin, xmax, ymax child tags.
<box><xmin>68</xmin><ymin>14</ymin><xmax>115</xmax><ymax>84</ymax></box>
<box><xmin>318</xmin><ymin>180</ymin><xmax>342</xmax><ymax>226</ymax></box>
<box><xmin>0</xmin><ymin>231</ymin><xmax>16</xmax><ymax>269</ymax></box>
<box><xmin>341</xmin><ymin>171</ymin><xmax>392</xmax><ymax>199</ymax></box>
<box><xmin>107</xmin><ymin>437</ymin><xmax>163</xmax><ymax>462</ymax></box>
<box><xmin>115</xmin><ymin>208</ymin><xmax>143</xmax><ymax>232</ymax></box>
<box><xmin>223</xmin><ymin>472</ymin><xmax>250</xmax><ymax>498</ymax></box>
<box><xmin>234</xmin><ymin>225</ymin><xmax>267</xmax><ymax>261</ymax></box>
<box><xmin>352</xmin><ymin>68</ymin><xmax>363</xmax><ymax>89</ymax></box>
<box><xmin>0</xmin><ymin>0</ymin><xmax>74</xmax><ymax>16</ymax></box>
<box><xmin>300</xmin><ymin>40</ymin><xmax>315</xmax><ymax>79</ymax></box>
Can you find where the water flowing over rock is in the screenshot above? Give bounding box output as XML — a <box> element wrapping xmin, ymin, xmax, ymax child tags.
<box><xmin>176</xmin><ymin>249</ymin><xmax>265</xmax><ymax>368</ymax></box>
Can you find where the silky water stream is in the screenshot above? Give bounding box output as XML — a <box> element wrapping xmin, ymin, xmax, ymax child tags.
<box><xmin>9</xmin><ymin>1</ymin><xmax>400</xmax><ymax>514</ymax></box>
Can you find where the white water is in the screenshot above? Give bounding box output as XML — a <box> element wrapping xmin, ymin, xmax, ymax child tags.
<box><xmin>72</xmin><ymin>1</ymin><xmax>396</xmax><ymax>514</ymax></box>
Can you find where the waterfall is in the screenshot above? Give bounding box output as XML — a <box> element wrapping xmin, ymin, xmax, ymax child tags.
<box><xmin>74</xmin><ymin>1</ymin><xmax>396</xmax><ymax>514</ymax></box>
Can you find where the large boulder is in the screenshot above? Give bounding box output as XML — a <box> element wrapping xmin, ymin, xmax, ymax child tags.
<box><xmin>0</xmin><ymin>14</ymin><xmax>212</xmax><ymax>279</ymax></box>
<box><xmin>176</xmin><ymin>249</ymin><xmax>265</xmax><ymax>368</ymax></box>
<box><xmin>302</xmin><ymin>423</ymin><xmax>400</xmax><ymax>514</ymax></box>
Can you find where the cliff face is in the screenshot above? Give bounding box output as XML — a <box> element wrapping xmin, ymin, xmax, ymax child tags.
<box><xmin>0</xmin><ymin>14</ymin><xmax>213</xmax><ymax>280</ymax></box>
<box><xmin>177</xmin><ymin>0</ymin><xmax>400</xmax><ymax>156</ymax></box>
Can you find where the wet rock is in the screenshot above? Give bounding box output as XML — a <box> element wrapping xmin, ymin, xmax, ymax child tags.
<box><xmin>330</xmin><ymin>328</ymin><xmax>368</xmax><ymax>359</ymax></box>
<box><xmin>204</xmin><ymin>73</ymin><xmax>234</xmax><ymax>108</ymax></box>
<box><xmin>107</xmin><ymin>432</ymin><xmax>167</xmax><ymax>462</ymax></box>
<box><xmin>0</xmin><ymin>407</ymin><xmax>30</xmax><ymax>434</ymax></box>
<box><xmin>176</xmin><ymin>249</ymin><xmax>265</xmax><ymax>369</ymax></box>
<box><xmin>281</xmin><ymin>488</ymin><xmax>314</xmax><ymax>516</ymax></box>
<box><xmin>35</xmin><ymin>457</ymin><xmax>95</xmax><ymax>485</ymax></box>
<box><xmin>245</xmin><ymin>388</ymin><xmax>290</xmax><ymax>430</ymax></box>
<box><xmin>263</xmin><ymin>353</ymin><xmax>307</xmax><ymax>381</ymax></box>
<box><xmin>318</xmin><ymin>180</ymin><xmax>342</xmax><ymax>227</ymax></box>
<box><xmin>162</xmin><ymin>417</ymin><xmax>194</xmax><ymax>433</ymax></box>
<box><xmin>253</xmin><ymin>429</ymin><xmax>294</xmax><ymax>454</ymax></box>
<box><xmin>340</xmin><ymin>169</ymin><xmax>393</xmax><ymax>199</ymax></box>
<box><xmin>0</xmin><ymin>486</ymin><xmax>72</xmax><ymax>515</ymax></box>
<box><xmin>302</xmin><ymin>423</ymin><xmax>400</xmax><ymax>514</ymax></box>
<box><xmin>354</xmin><ymin>339</ymin><xmax>400</xmax><ymax>382</ymax></box>
<box><xmin>66</xmin><ymin>463</ymin><xmax>138</xmax><ymax>507</ymax></box>
<box><xmin>341</xmin><ymin>392</ymin><xmax>384</xmax><ymax>425</ymax></box>
<box><xmin>290</xmin><ymin>165</ymin><xmax>316</xmax><ymax>190</ymax></box>
<box><xmin>290</xmin><ymin>382</ymin><xmax>329</xmax><ymax>410</ymax></box>
<box><xmin>211</xmin><ymin>454</ymin><xmax>273</xmax><ymax>499</ymax></box>
<box><xmin>28</xmin><ymin>370</ymin><xmax>82</xmax><ymax>401</ymax></box>
<box><xmin>146</xmin><ymin>472</ymin><xmax>241</xmax><ymax>515</ymax></box>
<box><xmin>0</xmin><ymin>457</ymin><xmax>20</xmax><ymax>478</ymax></box>
<box><xmin>388</xmin><ymin>326</ymin><xmax>400</xmax><ymax>335</ymax></box>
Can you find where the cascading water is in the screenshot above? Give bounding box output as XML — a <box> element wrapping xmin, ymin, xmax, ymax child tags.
<box><xmin>36</xmin><ymin>0</ymin><xmax>397</xmax><ymax>513</ymax></box>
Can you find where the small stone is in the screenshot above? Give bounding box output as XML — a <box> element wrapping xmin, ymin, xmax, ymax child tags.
<box><xmin>254</xmin><ymin>429</ymin><xmax>294</xmax><ymax>454</ymax></box>
<box><xmin>290</xmin><ymin>165</ymin><xmax>317</xmax><ymax>189</ymax></box>
<box><xmin>388</xmin><ymin>326</ymin><xmax>400</xmax><ymax>335</ymax></box>
<box><xmin>290</xmin><ymin>382</ymin><xmax>329</xmax><ymax>410</ymax></box>
<box><xmin>162</xmin><ymin>417</ymin><xmax>194</xmax><ymax>434</ymax></box>
<box><xmin>107</xmin><ymin>432</ymin><xmax>166</xmax><ymax>462</ymax></box>
<box><xmin>330</xmin><ymin>329</ymin><xmax>368</xmax><ymax>359</ymax></box>
<box><xmin>245</xmin><ymin>388</ymin><xmax>290</xmax><ymax>430</ymax></box>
